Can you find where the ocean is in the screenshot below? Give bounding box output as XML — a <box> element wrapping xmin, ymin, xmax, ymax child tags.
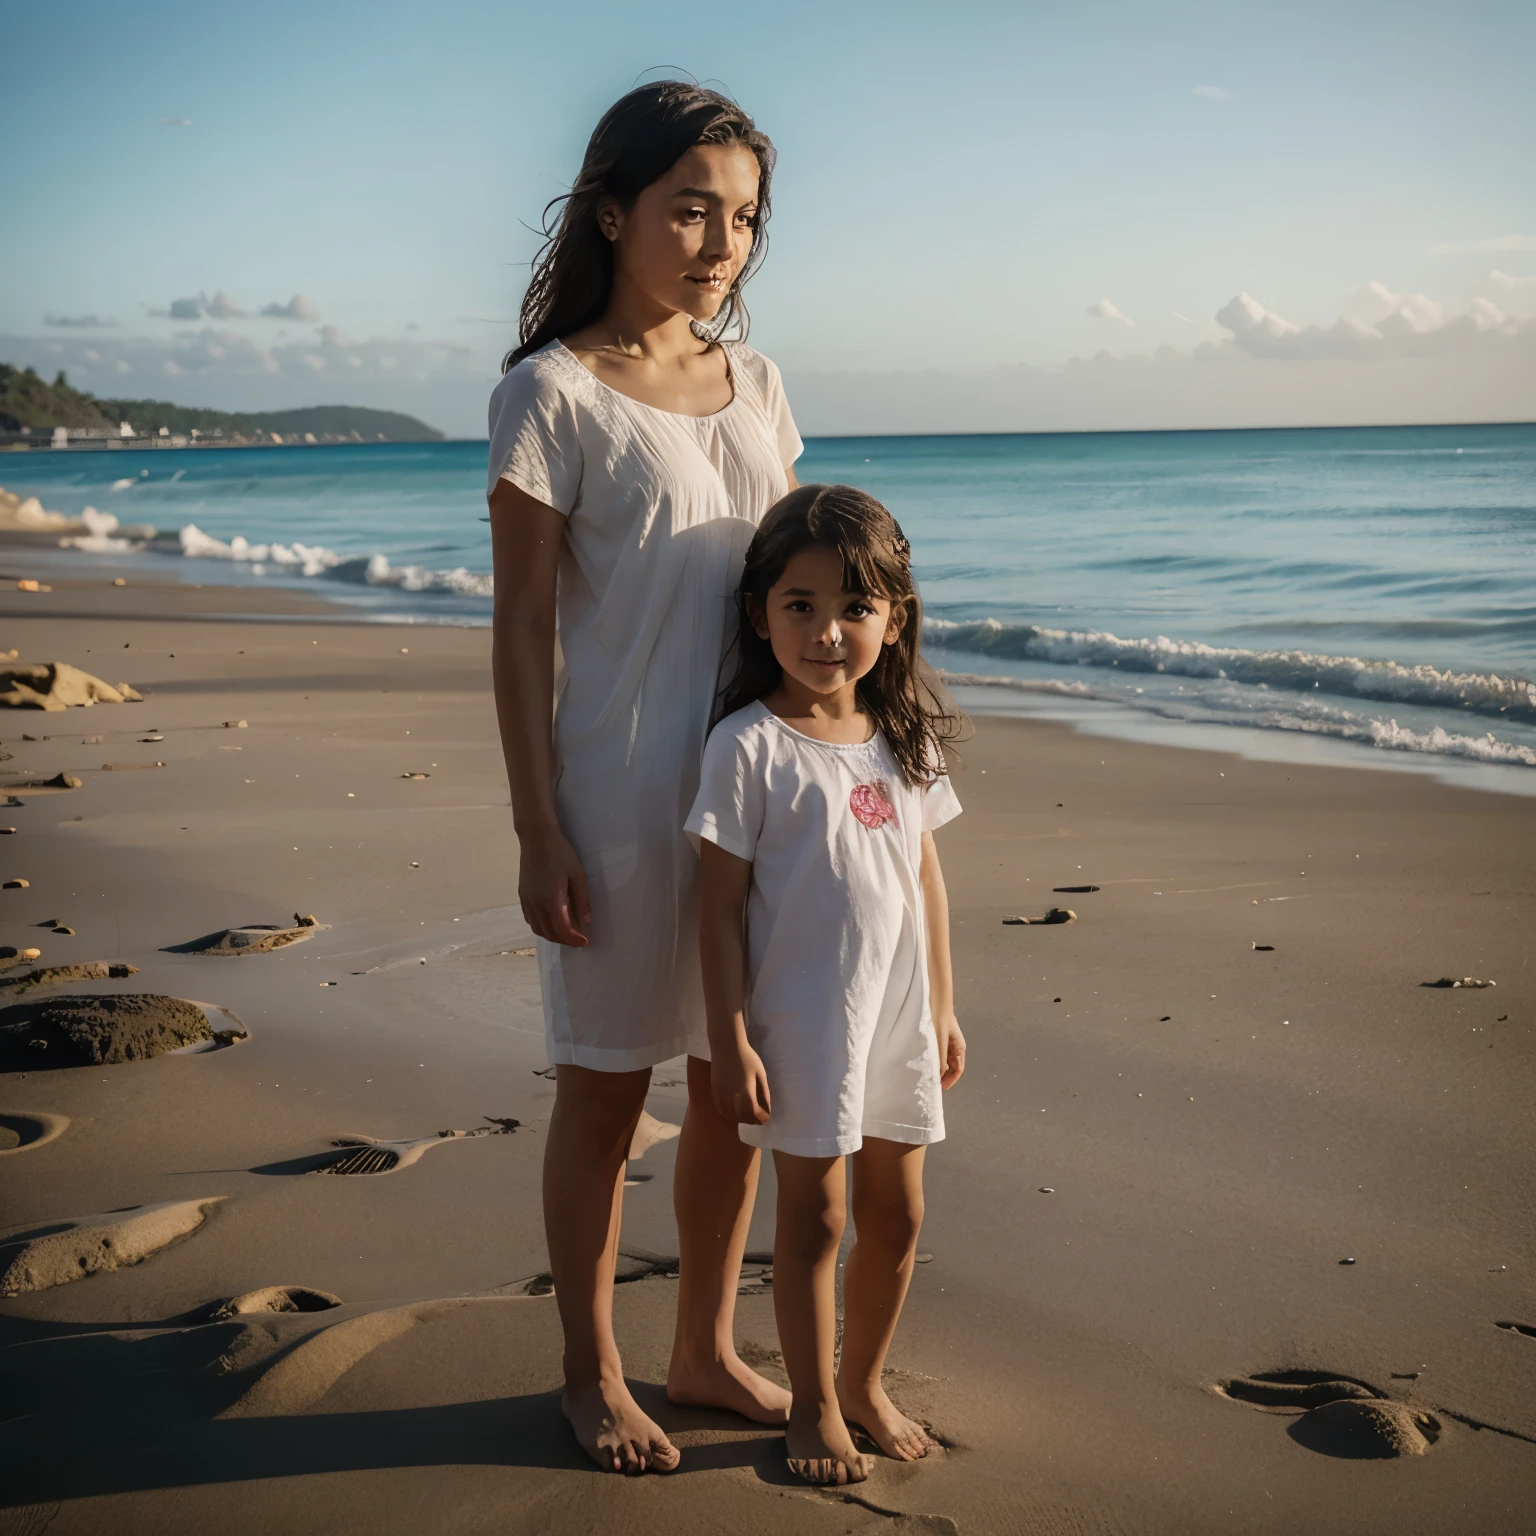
<box><xmin>11</xmin><ymin>422</ymin><xmax>1536</xmax><ymax>790</ymax></box>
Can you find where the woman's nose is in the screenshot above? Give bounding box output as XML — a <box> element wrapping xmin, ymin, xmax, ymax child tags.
<box><xmin>702</xmin><ymin>208</ymin><xmax>732</xmax><ymax>262</ymax></box>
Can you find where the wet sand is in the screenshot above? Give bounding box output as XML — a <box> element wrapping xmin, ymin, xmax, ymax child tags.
<box><xmin>1</xmin><ymin>567</ymin><xmax>1533</xmax><ymax>1534</ymax></box>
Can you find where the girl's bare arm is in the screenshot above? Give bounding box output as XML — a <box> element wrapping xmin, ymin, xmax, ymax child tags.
<box><xmin>489</xmin><ymin>478</ymin><xmax>590</xmax><ymax>947</ymax></box>
<box><xmin>920</xmin><ymin>829</ymin><xmax>965</xmax><ymax>1088</ymax></box>
<box><xmin>698</xmin><ymin>839</ymin><xmax>771</xmax><ymax>1124</ymax></box>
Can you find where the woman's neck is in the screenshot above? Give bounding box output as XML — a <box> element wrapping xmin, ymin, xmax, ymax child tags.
<box><xmin>573</xmin><ymin>274</ymin><xmax>704</xmax><ymax>366</ymax></box>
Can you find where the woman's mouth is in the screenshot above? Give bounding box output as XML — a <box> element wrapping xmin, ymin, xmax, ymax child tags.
<box><xmin>688</xmin><ymin>273</ymin><xmax>728</xmax><ymax>291</ymax></box>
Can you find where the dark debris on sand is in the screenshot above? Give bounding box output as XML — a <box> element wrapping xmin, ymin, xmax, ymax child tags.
<box><xmin>0</xmin><ymin>993</ymin><xmax>242</xmax><ymax>1069</ymax></box>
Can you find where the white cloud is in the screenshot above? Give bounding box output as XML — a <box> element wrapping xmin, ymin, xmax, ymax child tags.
<box><xmin>1087</xmin><ymin>298</ymin><xmax>1135</xmax><ymax>327</ymax></box>
<box><xmin>1345</xmin><ymin>281</ymin><xmax>1443</xmax><ymax>333</ymax></box>
<box><xmin>300</xmin><ymin>353</ymin><xmax>325</xmax><ymax>371</ymax></box>
<box><xmin>261</xmin><ymin>294</ymin><xmax>321</xmax><ymax>321</ymax></box>
<box><xmin>167</xmin><ymin>296</ymin><xmax>204</xmax><ymax>320</ymax></box>
<box><xmin>1212</xmin><ymin>283</ymin><xmax>1530</xmax><ymax>360</ymax></box>
<box><xmin>205</xmin><ymin>291</ymin><xmax>246</xmax><ymax>319</ymax></box>
<box><xmin>1172</xmin><ymin>311</ymin><xmax>1198</xmax><ymax>325</ymax></box>
<box><xmin>44</xmin><ymin>313</ymin><xmax>116</xmax><ymax>328</ymax></box>
<box><xmin>163</xmin><ymin>358</ymin><xmax>183</xmax><ymax>375</ymax></box>
<box><xmin>1193</xmin><ymin>84</ymin><xmax>1232</xmax><ymax>102</ymax></box>
<box><xmin>1430</xmin><ymin>234</ymin><xmax>1536</xmax><ymax>257</ymax></box>
<box><xmin>1491</xmin><ymin>268</ymin><xmax>1536</xmax><ymax>290</ymax></box>
<box><xmin>317</xmin><ymin>324</ymin><xmax>353</xmax><ymax>348</ymax></box>
<box><xmin>159</xmin><ymin>118</ymin><xmax>191</xmax><ymax>127</ymax></box>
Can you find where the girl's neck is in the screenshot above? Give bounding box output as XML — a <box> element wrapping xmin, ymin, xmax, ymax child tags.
<box><xmin>762</xmin><ymin>678</ymin><xmax>875</xmax><ymax>746</ymax></box>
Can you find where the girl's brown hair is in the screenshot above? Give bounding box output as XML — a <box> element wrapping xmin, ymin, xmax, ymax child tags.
<box><xmin>718</xmin><ymin>484</ymin><xmax>965</xmax><ymax>786</ymax></box>
<box><xmin>505</xmin><ymin>81</ymin><xmax>775</xmax><ymax>372</ymax></box>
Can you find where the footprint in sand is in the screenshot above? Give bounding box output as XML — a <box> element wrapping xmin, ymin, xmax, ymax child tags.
<box><xmin>626</xmin><ymin>1109</ymin><xmax>681</xmax><ymax>1185</ymax></box>
<box><xmin>252</xmin><ymin>1120</ymin><xmax>520</xmax><ymax>1177</ymax></box>
<box><xmin>0</xmin><ymin>1197</ymin><xmax>225</xmax><ymax>1296</ymax></box>
<box><xmin>211</xmin><ymin>1285</ymin><xmax>342</xmax><ymax>1319</ymax></box>
<box><xmin>0</xmin><ymin>993</ymin><xmax>248</xmax><ymax>1069</ymax></box>
<box><xmin>165</xmin><ymin>916</ymin><xmax>328</xmax><ymax>956</ymax></box>
<box><xmin>0</xmin><ymin>1110</ymin><xmax>69</xmax><ymax>1156</ymax></box>
<box><xmin>1495</xmin><ymin>1321</ymin><xmax>1536</xmax><ymax>1341</ymax></box>
<box><xmin>1219</xmin><ymin>1370</ymin><xmax>1441</xmax><ymax>1458</ymax></box>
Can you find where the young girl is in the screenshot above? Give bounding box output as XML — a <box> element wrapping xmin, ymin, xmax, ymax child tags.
<box><xmin>687</xmin><ymin>483</ymin><xmax>966</xmax><ymax>1486</ymax></box>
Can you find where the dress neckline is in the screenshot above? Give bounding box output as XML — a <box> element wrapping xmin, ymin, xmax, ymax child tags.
<box><xmin>553</xmin><ymin>339</ymin><xmax>739</xmax><ymax>422</ymax></box>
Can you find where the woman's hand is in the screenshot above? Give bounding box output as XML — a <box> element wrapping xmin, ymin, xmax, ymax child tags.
<box><xmin>712</xmin><ymin>1041</ymin><xmax>771</xmax><ymax>1125</ymax></box>
<box><xmin>517</xmin><ymin>827</ymin><xmax>591</xmax><ymax>947</ymax></box>
<box><xmin>935</xmin><ymin>1012</ymin><xmax>966</xmax><ymax>1089</ymax></box>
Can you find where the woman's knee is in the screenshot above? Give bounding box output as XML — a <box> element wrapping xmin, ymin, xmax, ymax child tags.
<box><xmin>853</xmin><ymin>1189</ymin><xmax>924</xmax><ymax>1257</ymax></box>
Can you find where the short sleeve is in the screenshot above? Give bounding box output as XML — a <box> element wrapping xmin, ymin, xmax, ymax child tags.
<box><xmin>762</xmin><ymin>355</ymin><xmax>804</xmax><ymax>467</ymax></box>
<box><xmin>685</xmin><ymin>724</ymin><xmax>765</xmax><ymax>861</ymax></box>
<box><xmin>486</xmin><ymin>357</ymin><xmax>583</xmax><ymax>513</ymax></box>
<box><xmin>920</xmin><ymin>772</ymin><xmax>961</xmax><ymax>833</ymax></box>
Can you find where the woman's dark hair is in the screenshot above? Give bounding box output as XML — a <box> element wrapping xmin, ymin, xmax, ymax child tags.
<box><xmin>505</xmin><ymin>81</ymin><xmax>774</xmax><ymax>371</ymax></box>
<box><xmin>717</xmin><ymin>484</ymin><xmax>966</xmax><ymax>787</ymax></box>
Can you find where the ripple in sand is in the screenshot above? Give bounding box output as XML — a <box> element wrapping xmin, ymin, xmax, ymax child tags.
<box><xmin>0</xmin><ymin>1196</ymin><xmax>224</xmax><ymax>1296</ymax></box>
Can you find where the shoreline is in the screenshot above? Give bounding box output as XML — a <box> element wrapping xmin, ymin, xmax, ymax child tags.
<box><xmin>6</xmin><ymin>538</ymin><xmax>1534</xmax><ymax>799</ymax></box>
<box><xmin>1</xmin><ymin>592</ymin><xmax>1532</xmax><ymax>1533</ymax></box>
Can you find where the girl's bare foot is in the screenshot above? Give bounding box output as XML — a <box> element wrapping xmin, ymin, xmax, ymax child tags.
<box><xmin>562</xmin><ymin>1378</ymin><xmax>681</xmax><ymax>1474</ymax></box>
<box><xmin>836</xmin><ymin>1382</ymin><xmax>933</xmax><ymax>1461</ymax></box>
<box><xmin>784</xmin><ymin>1405</ymin><xmax>874</xmax><ymax>1485</ymax></box>
<box><xmin>666</xmin><ymin>1350</ymin><xmax>792</xmax><ymax>1424</ymax></box>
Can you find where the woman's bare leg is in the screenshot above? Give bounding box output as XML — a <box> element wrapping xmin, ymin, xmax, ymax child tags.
<box><xmin>544</xmin><ymin>1063</ymin><xmax>680</xmax><ymax>1474</ymax></box>
<box><xmin>667</xmin><ymin>1055</ymin><xmax>792</xmax><ymax>1422</ymax></box>
<box><xmin>772</xmin><ymin>1150</ymin><xmax>872</xmax><ymax>1485</ymax></box>
<box><xmin>835</xmin><ymin>1138</ymin><xmax>933</xmax><ymax>1461</ymax></box>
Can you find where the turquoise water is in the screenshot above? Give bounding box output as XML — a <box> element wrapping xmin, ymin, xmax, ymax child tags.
<box><xmin>10</xmin><ymin>422</ymin><xmax>1536</xmax><ymax>778</ymax></box>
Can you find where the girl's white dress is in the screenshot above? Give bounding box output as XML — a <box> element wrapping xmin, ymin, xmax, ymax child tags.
<box><xmin>488</xmin><ymin>340</ymin><xmax>802</xmax><ymax>1071</ymax></box>
<box><xmin>686</xmin><ymin>703</ymin><xmax>961</xmax><ymax>1155</ymax></box>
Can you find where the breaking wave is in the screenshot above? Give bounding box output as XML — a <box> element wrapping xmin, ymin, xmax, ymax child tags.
<box><xmin>925</xmin><ymin>618</ymin><xmax>1536</xmax><ymax>722</ymax></box>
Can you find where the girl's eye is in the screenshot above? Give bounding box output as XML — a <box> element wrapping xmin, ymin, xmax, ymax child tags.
<box><xmin>846</xmin><ymin>602</ymin><xmax>874</xmax><ymax>618</ymax></box>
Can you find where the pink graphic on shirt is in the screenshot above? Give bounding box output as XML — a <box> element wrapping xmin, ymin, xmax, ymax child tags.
<box><xmin>849</xmin><ymin>780</ymin><xmax>897</xmax><ymax>830</ymax></box>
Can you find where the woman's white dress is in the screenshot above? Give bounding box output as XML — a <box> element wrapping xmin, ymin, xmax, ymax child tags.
<box><xmin>487</xmin><ymin>339</ymin><xmax>803</xmax><ymax>1070</ymax></box>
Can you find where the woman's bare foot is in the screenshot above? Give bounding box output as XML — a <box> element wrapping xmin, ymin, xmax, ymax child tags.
<box><xmin>836</xmin><ymin>1382</ymin><xmax>933</xmax><ymax>1462</ymax></box>
<box><xmin>784</xmin><ymin>1405</ymin><xmax>874</xmax><ymax>1485</ymax></box>
<box><xmin>667</xmin><ymin>1350</ymin><xmax>792</xmax><ymax>1424</ymax></box>
<box><xmin>562</xmin><ymin>1378</ymin><xmax>681</xmax><ymax>1474</ymax></box>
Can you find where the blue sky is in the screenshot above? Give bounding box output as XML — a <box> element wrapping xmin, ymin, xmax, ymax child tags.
<box><xmin>3</xmin><ymin>0</ymin><xmax>1533</xmax><ymax>434</ymax></box>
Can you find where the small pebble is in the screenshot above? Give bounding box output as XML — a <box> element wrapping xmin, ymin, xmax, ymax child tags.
<box><xmin>914</xmin><ymin>1253</ymin><xmax>934</xmax><ymax>1264</ymax></box>
<box><xmin>113</xmin><ymin>577</ymin><xmax>126</xmax><ymax>586</ymax></box>
<box><xmin>1340</xmin><ymin>1257</ymin><xmax>1356</xmax><ymax>1266</ymax></box>
<box><xmin>1038</xmin><ymin>1187</ymin><xmax>1054</xmax><ymax>1194</ymax></box>
<box><xmin>4</xmin><ymin>878</ymin><xmax>29</xmax><ymax>889</ymax></box>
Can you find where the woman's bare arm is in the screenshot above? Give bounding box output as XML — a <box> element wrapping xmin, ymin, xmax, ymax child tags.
<box><xmin>920</xmin><ymin>830</ymin><xmax>965</xmax><ymax>1088</ymax></box>
<box><xmin>698</xmin><ymin>840</ymin><xmax>770</xmax><ymax>1124</ymax></box>
<box><xmin>489</xmin><ymin>477</ymin><xmax>590</xmax><ymax>947</ymax></box>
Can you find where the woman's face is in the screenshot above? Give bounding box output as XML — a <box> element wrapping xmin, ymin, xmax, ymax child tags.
<box><xmin>602</xmin><ymin>144</ymin><xmax>761</xmax><ymax>324</ymax></box>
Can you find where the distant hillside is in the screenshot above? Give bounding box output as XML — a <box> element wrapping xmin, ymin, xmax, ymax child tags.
<box><xmin>0</xmin><ymin>363</ymin><xmax>444</xmax><ymax>442</ymax></box>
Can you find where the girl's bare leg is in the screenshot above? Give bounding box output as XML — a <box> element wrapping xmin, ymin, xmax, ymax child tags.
<box><xmin>667</xmin><ymin>1056</ymin><xmax>792</xmax><ymax>1422</ymax></box>
<box><xmin>835</xmin><ymin>1138</ymin><xmax>933</xmax><ymax>1461</ymax></box>
<box><xmin>544</xmin><ymin>1064</ymin><xmax>680</xmax><ymax>1474</ymax></box>
<box><xmin>772</xmin><ymin>1150</ymin><xmax>873</xmax><ymax>1485</ymax></box>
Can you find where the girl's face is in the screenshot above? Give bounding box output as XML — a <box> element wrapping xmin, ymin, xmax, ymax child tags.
<box><xmin>752</xmin><ymin>544</ymin><xmax>904</xmax><ymax>701</ymax></box>
<box><xmin>600</xmin><ymin>144</ymin><xmax>761</xmax><ymax>325</ymax></box>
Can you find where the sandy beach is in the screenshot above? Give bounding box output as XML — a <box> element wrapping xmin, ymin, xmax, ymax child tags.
<box><xmin>2</xmin><ymin>561</ymin><xmax>1533</xmax><ymax>1535</ymax></box>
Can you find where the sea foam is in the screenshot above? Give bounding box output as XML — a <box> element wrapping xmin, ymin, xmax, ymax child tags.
<box><xmin>925</xmin><ymin>618</ymin><xmax>1536</xmax><ymax>722</ymax></box>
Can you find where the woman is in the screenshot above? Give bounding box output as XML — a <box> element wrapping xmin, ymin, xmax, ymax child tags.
<box><xmin>487</xmin><ymin>82</ymin><xmax>801</xmax><ymax>1475</ymax></box>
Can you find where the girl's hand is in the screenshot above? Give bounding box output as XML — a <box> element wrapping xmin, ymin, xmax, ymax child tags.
<box><xmin>935</xmin><ymin>1013</ymin><xmax>966</xmax><ymax>1089</ymax></box>
<box><xmin>517</xmin><ymin>828</ymin><xmax>591</xmax><ymax>947</ymax></box>
<box><xmin>712</xmin><ymin>1042</ymin><xmax>771</xmax><ymax>1126</ymax></box>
